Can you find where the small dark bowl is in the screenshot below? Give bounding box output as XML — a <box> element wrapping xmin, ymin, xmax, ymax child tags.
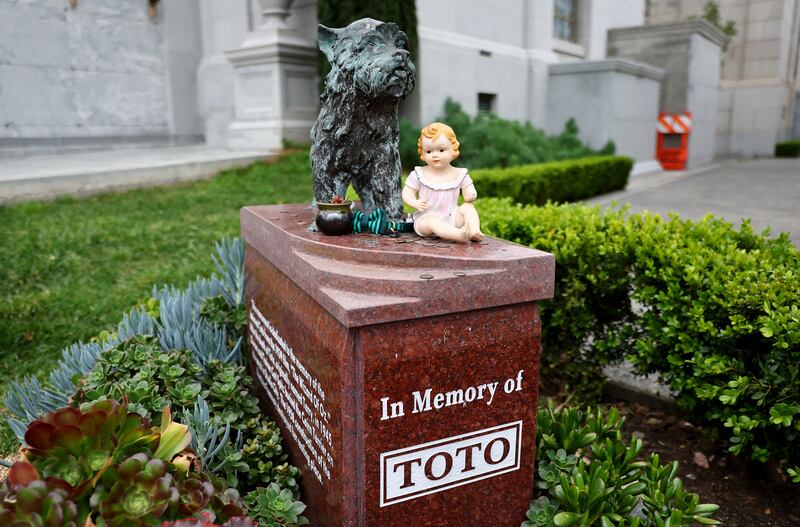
<box><xmin>315</xmin><ymin>202</ymin><xmax>353</xmax><ymax>235</ymax></box>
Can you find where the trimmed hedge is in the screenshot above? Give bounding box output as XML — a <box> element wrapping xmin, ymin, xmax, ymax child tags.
<box><xmin>478</xmin><ymin>198</ymin><xmax>800</xmax><ymax>481</ymax></box>
<box><xmin>471</xmin><ymin>156</ymin><xmax>633</xmax><ymax>205</ymax></box>
<box><xmin>775</xmin><ymin>139</ymin><xmax>800</xmax><ymax>157</ymax></box>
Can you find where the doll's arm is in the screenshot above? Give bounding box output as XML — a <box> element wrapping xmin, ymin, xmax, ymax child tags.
<box><xmin>461</xmin><ymin>183</ymin><xmax>478</xmax><ymax>203</ymax></box>
<box><xmin>402</xmin><ymin>184</ymin><xmax>428</xmax><ymax>211</ymax></box>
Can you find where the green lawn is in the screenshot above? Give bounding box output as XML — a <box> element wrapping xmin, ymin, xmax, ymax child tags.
<box><xmin>0</xmin><ymin>149</ymin><xmax>312</xmax><ymax>455</ymax></box>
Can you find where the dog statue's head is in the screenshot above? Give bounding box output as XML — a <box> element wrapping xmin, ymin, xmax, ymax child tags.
<box><xmin>319</xmin><ymin>18</ymin><xmax>415</xmax><ymax>99</ymax></box>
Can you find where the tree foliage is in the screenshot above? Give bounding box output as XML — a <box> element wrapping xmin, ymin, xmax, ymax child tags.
<box><xmin>316</xmin><ymin>0</ymin><xmax>418</xmax><ymax>90</ymax></box>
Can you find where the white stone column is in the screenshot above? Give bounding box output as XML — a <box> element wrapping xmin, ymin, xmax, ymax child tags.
<box><xmin>524</xmin><ymin>0</ymin><xmax>559</xmax><ymax>128</ymax></box>
<box><xmin>225</xmin><ymin>0</ymin><xmax>318</xmax><ymax>151</ymax></box>
<box><xmin>197</xmin><ymin>0</ymin><xmax>250</xmax><ymax>147</ymax></box>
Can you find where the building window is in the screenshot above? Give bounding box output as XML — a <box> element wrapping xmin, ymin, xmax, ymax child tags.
<box><xmin>554</xmin><ymin>0</ymin><xmax>578</xmax><ymax>43</ymax></box>
<box><xmin>477</xmin><ymin>93</ymin><xmax>496</xmax><ymax>115</ymax></box>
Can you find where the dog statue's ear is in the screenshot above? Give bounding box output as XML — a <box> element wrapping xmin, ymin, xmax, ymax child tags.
<box><xmin>318</xmin><ymin>25</ymin><xmax>340</xmax><ymax>63</ymax></box>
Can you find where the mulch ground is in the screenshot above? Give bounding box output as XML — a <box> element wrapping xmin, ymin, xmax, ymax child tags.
<box><xmin>615</xmin><ymin>400</ymin><xmax>800</xmax><ymax>527</ymax></box>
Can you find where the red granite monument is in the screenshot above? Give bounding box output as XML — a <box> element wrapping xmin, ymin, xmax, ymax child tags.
<box><xmin>242</xmin><ymin>204</ymin><xmax>555</xmax><ymax>526</ymax></box>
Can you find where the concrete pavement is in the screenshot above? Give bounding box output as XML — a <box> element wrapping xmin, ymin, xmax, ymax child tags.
<box><xmin>587</xmin><ymin>158</ymin><xmax>800</xmax><ymax>246</ymax></box>
<box><xmin>0</xmin><ymin>146</ymin><xmax>273</xmax><ymax>204</ymax></box>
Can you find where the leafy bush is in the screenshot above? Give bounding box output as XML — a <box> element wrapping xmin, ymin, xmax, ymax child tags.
<box><xmin>399</xmin><ymin>99</ymin><xmax>614</xmax><ymax>170</ymax></box>
<box><xmin>478</xmin><ymin>198</ymin><xmax>800</xmax><ymax>480</ymax></box>
<box><xmin>471</xmin><ymin>156</ymin><xmax>632</xmax><ymax>206</ymax></box>
<box><xmin>478</xmin><ymin>199</ymin><xmax>636</xmax><ymax>399</ymax></box>
<box><xmin>774</xmin><ymin>139</ymin><xmax>800</xmax><ymax>157</ymax></box>
<box><xmin>524</xmin><ymin>402</ymin><xmax>720</xmax><ymax>526</ymax></box>
<box><xmin>605</xmin><ymin>212</ymin><xmax>800</xmax><ymax>476</ymax></box>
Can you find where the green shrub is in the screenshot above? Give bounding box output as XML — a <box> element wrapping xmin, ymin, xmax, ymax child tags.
<box><xmin>477</xmin><ymin>199</ymin><xmax>636</xmax><ymax>399</ymax></box>
<box><xmin>478</xmin><ymin>198</ymin><xmax>800</xmax><ymax>479</ymax></box>
<box><xmin>399</xmin><ymin>117</ymin><xmax>421</xmax><ymax>171</ymax></box>
<box><xmin>399</xmin><ymin>99</ymin><xmax>615</xmax><ymax>170</ymax></box>
<box><xmin>605</xmin><ymin>213</ymin><xmax>800</xmax><ymax>475</ymax></box>
<box><xmin>526</xmin><ymin>401</ymin><xmax>720</xmax><ymax>526</ymax></box>
<box><xmin>774</xmin><ymin>139</ymin><xmax>800</xmax><ymax>157</ymax></box>
<box><xmin>472</xmin><ymin>156</ymin><xmax>632</xmax><ymax>205</ymax></box>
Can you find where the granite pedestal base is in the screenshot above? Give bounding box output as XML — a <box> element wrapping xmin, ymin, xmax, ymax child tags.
<box><xmin>242</xmin><ymin>204</ymin><xmax>555</xmax><ymax>527</ymax></box>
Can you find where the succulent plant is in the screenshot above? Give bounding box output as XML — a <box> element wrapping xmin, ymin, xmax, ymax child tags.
<box><xmin>208</xmin><ymin>484</ymin><xmax>246</xmax><ymax>523</ymax></box>
<box><xmin>243</xmin><ymin>484</ymin><xmax>309</xmax><ymax>527</ymax></box>
<box><xmin>200</xmin><ymin>296</ymin><xmax>246</xmax><ymax>343</ymax></box>
<box><xmin>204</xmin><ymin>361</ymin><xmax>259</xmax><ymax>425</ymax></box>
<box><xmin>268</xmin><ymin>464</ymin><xmax>301</xmax><ymax>499</ymax></box>
<box><xmin>90</xmin><ymin>453</ymin><xmax>179</xmax><ymax>527</ymax></box>
<box><xmin>183</xmin><ymin>397</ymin><xmax>231</xmax><ymax>471</ymax></box>
<box><xmin>0</xmin><ymin>461</ymin><xmax>84</xmax><ymax>527</ymax></box>
<box><xmin>211</xmin><ymin>237</ymin><xmax>245</xmax><ymax>308</ymax></box>
<box><xmin>174</xmin><ymin>471</ymin><xmax>215</xmax><ymax>517</ymax></box>
<box><xmin>156</xmin><ymin>290</ymin><xmax>241</xmax><ymax>370</ymax></box>
<box><xmin>75</xmin><ymin>336</ymin><xmax>222</xmax><ymax>424</ymax></box>
<box><xmin>168</xmin><ymin>379</ymin><xmax>205</xmax><ymax>409</ymax></box>
<box><xmin>162</xmin><ymin>511</ymin><xmax>258</xmax><ymax>527</ymax></box>
<box><xmin>522</xmin><ymin>496</ymin><xmax>559</xmax><ymax>527</ymax></box>
<box><xmin>239</xmin><ymin>417</ymin><xmax>301</xmax><ymax>496</ymax></box>
<box><xmin>24</xmin><ymin>400</ymin><xmax>159</xmax><ymax>496</ymax></box>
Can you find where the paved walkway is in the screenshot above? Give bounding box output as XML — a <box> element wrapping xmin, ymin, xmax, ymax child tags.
<box><xmin>0</xmin><ymin>145</ymin><xmax>272</xmax><ymax>204</ymax></box>
<box><xmin>587</xmin><ymin>158</ymin><xmax>800</xmax><ymax>246</ymax></box>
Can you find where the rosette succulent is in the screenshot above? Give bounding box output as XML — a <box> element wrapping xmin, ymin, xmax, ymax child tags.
<box><xmin>75</xmin><ymin>336</ymin><xmax>203</xmax><ymax>422</ymax></box>
<box><xmin>90</xmin><ymin>453</ymin><xmax>179</xmax><ymax>527</ymax></box>
<box><xmin>204</xmin><ymin>361</ymin><xmax>259</xmax><ymax>425</ymax></box>
<box><xmin>24</xmin><ymin>399</ymin><xmax>159</xmax><ymax>497</ymax></box>
<box><xmin>163</xmin><ymin>511</ymin><xmax>258</xmax><ymax>527</ymax></box>
<box><xmin>175</xmin><ymin>471</ymin><xmax>215</xmax><ymax>517</ymax></box>
<box><xmin>0</xmin><ymin>462</ymin><xmax>84</xmax><ymax>527</ymax></box>
<box><xmin>239</xmin><ymin>416</ymin><xmax>301</xmax><ymax>494</ymax></box>
<box><xmin>269</xmin><ymin>464</ymin><xmax>301</xmax><ymax>499</ymax></box>
<box><xmin>243</xmin><ymin>484</ymin><xmax>309</xmax><ymax>527</ymax></box>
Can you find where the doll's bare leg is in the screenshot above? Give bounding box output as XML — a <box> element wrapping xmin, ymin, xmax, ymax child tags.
<box><xmin>457</xmin><ymin>203</ymin><xmax>485</xmax><ymax>241</ymax></box>
<box><xmin>416</xmin><ymin>215</ymin><xmax>469</xmax><ymax>243</ymax></box>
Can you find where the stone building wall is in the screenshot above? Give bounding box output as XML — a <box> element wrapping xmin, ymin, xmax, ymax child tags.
<box><xmin>645</xmin><ymin>0</ymin><xmax>800</xmax><ymax>156</ymax></box>
<box><xmin>608</xmin><ymin>21</ymin><xmax>724</xmax><ymax>167</ymax></box>
<box><xmin>0</xmin><ymin>0</ymin><xmax>202</xmax><ymax>154</ymax></box>
<box><xmin>546</xmin><ymin>59</ymin><xmax>665</xmax><ymax>162</ymax></box>
<box><xmin>413</xmin><ymin>0</ymin><xmax>646</xmax><ymax>128</ymax></box>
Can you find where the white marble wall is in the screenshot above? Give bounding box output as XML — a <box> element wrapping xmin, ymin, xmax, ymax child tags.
<box><xmin>414</xmin><ymin>0</ymin><xmax>647</xmax><ymax>128</ymax></box>
<box><xmin>0</xmin><ymin>0</ymin><xmax>169</xmax><ymax>140</ymax></box>
<box><xmin>687</xmin><ymin>33</ymin><xmax>721</xmax><ymax>166</ymax></box>
<box><xmin>607</xmin><ymin>21</ymin><xmax>724</xmax><ymax>167</ymax></box>
<box><xmin>546</xmin><ymin>59</ymin><xmax>664</xmax><ymax>162</ymax></box>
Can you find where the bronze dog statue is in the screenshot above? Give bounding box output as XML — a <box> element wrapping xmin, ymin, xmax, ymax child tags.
<box><xmin>310</xmin><ymin>18</ymin><xmax>416</xmax><ymax>220</ymax></box>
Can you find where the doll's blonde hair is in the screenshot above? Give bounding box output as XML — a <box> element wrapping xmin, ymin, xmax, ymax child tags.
<box><xmin>417</xmin><ymin>122</ymin><xmax>460</xmax><ymax>160</ymax></box>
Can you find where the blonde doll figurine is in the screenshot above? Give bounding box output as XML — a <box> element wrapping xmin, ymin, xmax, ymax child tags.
<box><xmin>402</xmin><ymin>122</ymin><xmax>484</xmax><ymax>243</ymax></box>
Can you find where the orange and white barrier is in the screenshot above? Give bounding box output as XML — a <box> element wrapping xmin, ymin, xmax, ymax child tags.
<box><xmin>657</xmin><ymin>113</ymin><xmax>692</xmax><ymax>134</ymax></box>
<box><xmin>656</xmin><ymin>111</ymin><xmax>692</xmax><ymax>170</ymax></box>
